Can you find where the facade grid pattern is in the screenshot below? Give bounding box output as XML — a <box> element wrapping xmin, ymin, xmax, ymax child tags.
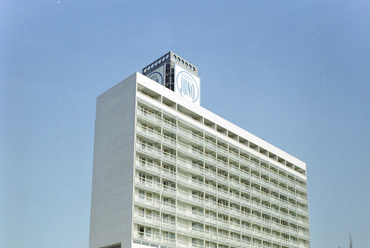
<box><xmin>132</xmin><ymin>92</ymin><xmax>310</xmax><ymax>248</ymax></box>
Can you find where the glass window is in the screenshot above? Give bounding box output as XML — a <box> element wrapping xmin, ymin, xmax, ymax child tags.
<box><xmin>139</xmin><ymin>190</ymin><xmax>145</xmax><ymax>199</ymax></box>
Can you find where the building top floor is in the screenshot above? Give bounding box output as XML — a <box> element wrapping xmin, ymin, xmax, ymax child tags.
<box><xmin>99</xmin><ymin>72</ymin><xmax>307</xmax><ymax>180</ymax></box>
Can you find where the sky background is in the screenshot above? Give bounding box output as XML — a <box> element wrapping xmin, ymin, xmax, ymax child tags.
<box><xmin>1</xmin><ymin>1</ymin><xmax>369</xmax><ymax>247</ymax></box>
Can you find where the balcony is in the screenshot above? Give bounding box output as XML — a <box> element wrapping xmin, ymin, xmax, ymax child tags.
<box><xmin>204</xmin><ymin>231</ymin><xmax>218</xmax><ymax>242</ymax></box>
<box><xmin>216</xmin><ymin>145</ymin><xmax>229</xmax><ymax>157</ymax></box>
<box><xmin>162</xmin><ymin>187</ymin><xmax>177</xmax><ymax>198</ymax></box>
<box><xmin>136</xmin><ymin>141</ymin><xmax>162</xmax><ymax>159</ymax></box>
<box><xmin>239</xmin><ymin>156</ymin><xmax>260</xmax><ymax>172</ymax></box>
<box><xmin>216</xmin><ymin>159</ymin><xmax>229</xmax><ymax>171</ymax></box>
<box><xmin>296</xmin><ymin>193</ymin><xmax>309</xmax><ymax>204</ymax></box>
<box><xmin>134</xmin><ymin>193</ymin><xmax>161</xmax><ymax>209</ymax></box>
<box><xmin>177</xmin><ymin>126</ymin><xmax>205</xmax><ymax>147</ymax></box>
<box><xmin>177</xmin><ymin>189</ymin><xmax>192</xmax><ymax>202</ymax></box>
<box><xmin>161</xmin><ymin>236</ymin><xmax>176</xmax><ymax>247</ymax></box>
<box><xmin>176</xmin><ymin>240</ymin><xmax>189</xmax><ymax>248</ymax></box>
<box><xmin>137</xmin><ymin>100</ymin><xmax>309</xmax><ymax>194</ymax></box>
<box><xmin>135</xmin><ymin>158</ymin><xmax>162</xmax><ymax>176</ymax></box>
<box><xmin>204</xmin><ymin>215</ymin><xmax>218</xmax><ymax>225</ymax></box>
<box><xmin>161</xmin><ymin>202</ymin><xmax>176</xmax><ymax>214</ymax></box>
<box><xmin>204</xmin><ymin>139</ymin><xmax>216</xmax><ymax>149</ymax></box>
<box><xmin>137</xmin><ymin>107</ymin><xmax>162</xmax><ymax>126</ymax></box>
<box><xmin>178</xmin><ymin>206</ymin><xmax>205</xmax><ymax>223</ymax></box>
<box><xmin>134</xmin><ymin>177</ymin><xmax>162</xmax><ymax>193</ymax></box>
<box><xmin>177</xmin><ymin>126</ymin><xmax>193</xmax><ymax>139</ymax></box>
<box><xmin>160</xmin><ymin>218</ymin><xmax>176</xmax><ymax>231</ymax></box>
<box><xmin>228</xmin><ymin>149</ymin><xmax>240</xmax><ymax>161</ymax></box>
<box><xmin>137</xmin><ymin>125</ymin><xmax>162</xmax><ymax>143</ymax></box>
<box><xmin>176</xmin><ymin>157</ymin><xmax>193</xmax><ymax>171</ymax></box>
<box><xmin>228</xmin><ymin>164</ymin><xmax>240</xmax><ymax>175</ymax></box>
<box><xmin>162</xmin><ymin>151</ymin><xmax>176</xmax><ymax>163</ymax></box>
<box><xmin>229</xmin><ymin>222</ymin><xmax>241</xmax><ymax>232</ymax></box>
<box><xmin>132</xmin><ymin>232</ymin><xmax>161</xmax><ymax>245</ymax></box>
<box><xmin>133</xmin><ymin>212</ymin><xmax>161</xmax><ymax>227</ymax></box>
<box><xmin>177</xmin><ymin>142</ymin><xmax>204</xmax><ymax>161</ymax></box>
<box><xmin>162</xmin><ymin>136</ymin><xmax>177</xmax><ymax>149</ymax></box>
<box><xmin>161</xmin><ymin>168</ymin><xmax>177</xmax><ymax>181</ymax></box>
<box><xmin>162</xmin><ymin>120</ymin><xmax>177</xmax><ymax>133</ymax></box>
<box><xmin>296</xmin><ymin>206</ymin><xmax>309</xmax><ymax>216</ymax></box>
<box><xmin>204</xmin><ymin>168</ymin><xmax>218</xmax><ymax>180</ymax></box>
<box><xmin>204</xmin><ymin>153</ymin><xmax>217</xmax><ymax>164</ymax></box>
<box><xmin>297</xmin><ymin>219</ymin><xmax>310</xmax><ymax>228</ymax></box>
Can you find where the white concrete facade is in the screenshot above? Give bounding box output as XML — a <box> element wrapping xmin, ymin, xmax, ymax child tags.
<box><xmin>89</xmin><ymin>72</ymin><xmax>310</xmax><ymax>248</ymax></box>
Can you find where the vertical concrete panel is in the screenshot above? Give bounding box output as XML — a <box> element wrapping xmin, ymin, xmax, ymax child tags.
<box><xmin>89</xmin><ymin>73</ymin><xmax>137</xmax><ymax>248</ymax></box>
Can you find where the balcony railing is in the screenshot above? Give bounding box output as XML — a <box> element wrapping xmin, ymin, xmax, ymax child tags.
<box><xmin>137</xmin><ymin>161</ymin><xmax>308</xmax><ymax>223</ymax></box>
<box><xmin>135</xmin><ymin>156</ymin><xmax>309</xmax><ymax>225</ymax></box>
<box><xmin>134</xmin><ymin>193</ymin><xmax>307</xmax><ymax>247</ymax></box>
<box><xmin>137</xmin><ymin>100</ymin><xmax>308</xmax><ymax>193</ymax></box>
<box><xmin>137</xmin><ymin>140</ymin><xmax>307</xmax><ymax>209</ymax></box>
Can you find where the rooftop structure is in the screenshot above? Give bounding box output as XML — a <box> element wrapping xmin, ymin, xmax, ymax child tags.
<box><xmin>89</xmin><ymin>52</ymin><xmax>310</xmax><ymax>248</ymax></box>
<box><xmin>142</xmin><ymin>51</ymin><xmax>201</xmax><ymax>105</ymax></box>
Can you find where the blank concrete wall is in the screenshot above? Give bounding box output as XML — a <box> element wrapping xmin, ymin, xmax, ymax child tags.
<box><xmin>89</xmin><ymin>73</ymin><xmax>138</xmax><ymax>248</ymax></box>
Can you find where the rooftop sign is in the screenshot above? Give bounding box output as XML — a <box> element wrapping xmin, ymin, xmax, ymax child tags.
<box><xmin>142</xmin><ymin>51</ymin><xmax>201</xmax><ymax>105</ymax></box>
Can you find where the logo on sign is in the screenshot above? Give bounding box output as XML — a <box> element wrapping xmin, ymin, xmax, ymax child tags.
<box><xmin>148</xmin><ymin>72</ymin><xmax>163</xmax><ymax>85</ymax></box>
<box><xmin>176</xmin><ymin>71</ymin><xmax>199</xmax><ymax>102</ymax></box>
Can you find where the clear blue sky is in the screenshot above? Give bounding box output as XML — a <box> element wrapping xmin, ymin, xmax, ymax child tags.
<box><xmin>1</xmin><ymin>1</ymin><xmax>369</xmax><ymax>247</ymax></box>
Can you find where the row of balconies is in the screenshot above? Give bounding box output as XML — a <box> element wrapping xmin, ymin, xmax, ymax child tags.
<box><xmin>133</xmin><ymin>231</ymin><xmax>286</xmax><ymax>248</ymax></box>
<box><xmin>133</xmin><ymin>231</ymin><xmax>176</xmax><ymax>247</ymax></box>
<box><xmin>134</xmin><ymin>193</ymin><xmax>306</xmax><ymax>238</ymax></box>
<box><xmin>135</xmin><ymin>151</ymin><xmax>309</xmax><ymax>215</ymax></box>
<box><xmin>136</xmin><ymin>125</ymin><xmax>308</xmax><ymax>196</ymax></box>
<box><xmin>183</xmin><ymin>162</ymin><xmax>308</xmax><ymax>207</ymax></box>
<box><xmin>135</xmin><ymin>164</ymin><xmax>309</xmax><ymax>222</ymax></box>
<box><xmin>133</xmin><ymin>212</ymin><xmax>309</xmax><ymax>248</ymax></box>
<box><xmin>179</xmin><ymin>175</ymin><xmax>308</xmax><ymax>218</ymax></box>
<box><xmin>175</xmin><ymin>207</ymin><xmax>310</xmax><ymax>240</ymax></box>
<box><xmin>134</xmin><ymin>182</ymin><xmax>311</xmax><ymax>235</ymax></box>
<box><xmin>136</xmin><ymin>107</ymin><xmax>307</xmax><ymax>190</ymax></box>
<box><xmin>137</xmin><ymin>145</ymin><xmax>308</xmax><ymax>210</ymax></box>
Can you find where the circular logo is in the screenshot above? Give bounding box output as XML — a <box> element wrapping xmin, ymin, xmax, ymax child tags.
<box><xmin>148</xmin><ymin>72</ymin><xmax>163</xmax><ymax>85</ymax></box>
<box><xmin>176</xmin><ymin>71</ymin><xmax>199</xmax><ymax>102</ymax></box>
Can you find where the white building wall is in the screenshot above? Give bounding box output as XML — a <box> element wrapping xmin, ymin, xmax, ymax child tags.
<box><xmin>89</xmin><ymin>73</ymin><xmax>138</xmax><ymax>248</ymax></box>
<box><xmin>90</xmin><ymin>72</ymin><xmax>310</xmax><ymax>248</ymax></box>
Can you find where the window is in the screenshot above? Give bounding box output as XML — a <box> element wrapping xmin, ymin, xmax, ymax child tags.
<box><xmin>205</xmin><ymin>241</ymin><xmax>217</xmax><ymax>248</ymax></box>
<box><xmin>146</xmin><ymin>192</ymin><xmax>152</xmax><ymax>202</ymax></box>
<box><xmin>230</xmin><ymin>232</ymin><xmax>240</xmax><ymax>241</ymax></box>
<box><xmin>162</xmin><ymin>214</ymin><xmax>175</xmax><ymax>225</ymax></box>
<box><xmin>242</xmin><ymin>235</ymin><xmax>251</xmax><ymax>242</ymax></box>
<box><xmin>163</xmin><ymin>180</ymin><xmax>175</xmax><ymax>190</ymax></box>
<box><xmin>139</xmin><ymin>190</ymin><xmax>145</xmax><ymax>199</ymax></box>
<box><xmin>138</xmin><ymin>208</ymin><xmax>154</xmax><ymax>220</ymax></box>
<box><xmin>242</xmin><ymin>221</ymin><xmax>251</xmax><ymax>228</ymax></box>
<box><xmin>163</xmin><ymin>163</ymin><xmax>176</xmax><ymax>174</ymax></box>
<box><xmin>218</xmin><ymin>214</ymin><xmax>228</xmax><ymax>223</ymax></box>
<box><xmin>145</xmin><ymin>226</ymin><xmax>151</xmax><ymax>237</ymax></box>
<box><xmin>205</xmin><ymin>225</ymin><xmax>217</xmax><ymax>235</ymax></box>
<box><xmin>162</xmin><ymin>231</ymin><xmax>175</xmax><ymax>241</ymax></box>
<box><xmin>230</xmin><ymin>217</ymin><xmax>240</xmax><ymax>226</ymax></box>
<box><xmin>218</xmin><ymin>228</ymin><xmax>229</xmax><ymax>237</ymax></box>
<box><xmin>162</xmin><ymin>197</ymin><xmax>175</xmax><ymax>208</ymax></box>
<box><xmin>192</xmin><ymin>190</ymin><xmax>203</xmax><ymax>201</ymax></box>
<box><xmin>218</xmin><ymin>199</ymin><xmax>228</xmax><ymax>209</ymax></box>
<box><xmin>192</xmin><ymin>206</ymin><xmax>203</xmax><ymax>215</ymax></box>
<box><xmin>139</xmin><ymin>172</ymin><xmax>146</xmax><ymax>182</ymax></box>
<box><xmin>192</xmin><ymin>238</ymin><xmax>204</xmax><ymax>247</ymax></box>
<box><xmin>138</xmin><ymin>207</ymin><xmax>144</xmax><ymax>217</ymax></box>
<box><xmin>138</xmin><ymin>225</ymin><xmax>144</xmax><ymax>237</ymax></box>
<box><xmin>192</xmin><ymin>222</ymin><xmax>204</xmax><ymax>231</ymax></box>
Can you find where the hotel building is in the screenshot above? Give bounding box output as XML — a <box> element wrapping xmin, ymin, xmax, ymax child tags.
<box><xmin>89</xmin><ymin>52</ymin><xmax>310</xmax><ymax>248</ymax></box>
